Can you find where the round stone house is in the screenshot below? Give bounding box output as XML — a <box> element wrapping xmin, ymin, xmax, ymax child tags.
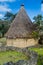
<box><xmin>5</xmin><ymin>5</ymin><xmax>38</xmax><ymax>48</ymax></box>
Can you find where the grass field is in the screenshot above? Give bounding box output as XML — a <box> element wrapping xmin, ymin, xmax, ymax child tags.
<box><xmin>28</xmin><ymin>48</ymin><xmax>43</xmax><ymax>55</ymax></box>
<box><xmin>0</xmin><ymin>51</ymin><xmax>28</xmax><ymax>65</ymax></box>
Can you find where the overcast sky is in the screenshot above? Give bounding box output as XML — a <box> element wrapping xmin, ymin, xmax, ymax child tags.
<box><xmin>0</xmin><ymin>0</ymin><xmax>43</xmax><ymax>21</ymax></box>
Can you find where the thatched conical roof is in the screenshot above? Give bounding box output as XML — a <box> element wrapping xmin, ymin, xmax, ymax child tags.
<box><xmin>5</xmin><ymin>5</ymin><xmax>33</xmax><ymax>38</ymax></box>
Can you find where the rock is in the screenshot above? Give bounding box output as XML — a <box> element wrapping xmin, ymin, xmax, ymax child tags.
<box><xmin>3</xmin><ymin>61</ymin><xmax>14</xmax><ymax>65</ymax></box>
<box><xmin>15</xmin><ymin>60</ymin><xmax>27</xmax><ymax>65</ymax></box>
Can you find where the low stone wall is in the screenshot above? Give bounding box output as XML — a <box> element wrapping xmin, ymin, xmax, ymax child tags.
<box><xmin>0</xmin><ymin>45</ymin><xmax>43</xmax><ymax>51</ymax></box>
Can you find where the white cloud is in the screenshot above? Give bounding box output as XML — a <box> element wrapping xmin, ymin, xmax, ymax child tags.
<box><xmin>0</xmin><ymin>14</ymin><xmax>3</xmax><ymax>17</ymax></box>
<box><xmin>41</xmin><ymin>4</ymin><xmax>43</xmax><ymax>12</ymax></box>
<box><xmin>0</xmin><ymin>0</ymin><xmax>16</xmax><ymax>2</ymax></box>
<box><xmin>0</xmin><ymin>4</ymin><xmax>12</xmax><ymax>19</ymax></box>
<box><xmin>0</xmin><ymin>5</ymin><xmax>12</xmax><ymax>12</ymax></box>
<box><xmin>0</xmin><ymin>14</ymin><xmax>4</xmax><ymax>18</ymax></box>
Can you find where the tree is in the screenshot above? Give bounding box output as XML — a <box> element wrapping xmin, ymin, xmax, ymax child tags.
<box><xmin>0</xmin><ymin>12</ymin><xmax>17</xmax><ymax>37</ymax></box>
<box><xmin>0</xmin><ymin>19</ymin><xmax>10</xmax><ymax>37</ymax></box>
<box><xmin>4</xmin><ymin>12</ymin><xmax>17</xmax><ymax>22</ymax></box>
<box><xmin>33</xmin><ymin>14</ymin><xmax>43</xmax><ymax>26</ymax></box>
<box><xmin>33</xmin><ymin>14</ymin><xmax>43</xmax><ymax>39</ymax></box>
<box><xmin>33</xmin><ymin>14</ymin><xmax>43</xmax><ymax>31</ymax></box>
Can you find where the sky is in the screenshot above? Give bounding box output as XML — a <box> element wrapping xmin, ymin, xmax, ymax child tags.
<box><xmin>0</xmin><ymin>0</ymin><xmax>43</xmax><ymax>21</ymax></box>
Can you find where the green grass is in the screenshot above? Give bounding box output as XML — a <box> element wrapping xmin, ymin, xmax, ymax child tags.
<box><xmin>28</xmin><ymin>48</ymin><xmax>43</xmax><ymax>55</ymax></box>
<box><xmin>0</xmin><ymin>51</ymin><xmax>28</xmax><ymax>65</ymax></box>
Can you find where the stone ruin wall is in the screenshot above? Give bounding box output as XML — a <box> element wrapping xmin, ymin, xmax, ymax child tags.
<box><xmin>6</xmin><ymin>38</ymin><xmax>38</xmax><ymax>48</ymax></box>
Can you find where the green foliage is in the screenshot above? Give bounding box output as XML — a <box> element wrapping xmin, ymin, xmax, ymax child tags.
<box><xmin>37</xmin><ymin>56</ymin><xmax>43</xmax><ymax>65</ymax></box>
<box><xmin>28</xmin><ymin>48</ymin><xmax>43</xmax><ymax>55</ymax></box>
<box><xmin>33</xmin><ymin>14</ymin><xmax>43</xmax><ymax>32</ymax></box>
<box><xmin>4</xmin><ymin>12</ymin><xmax>17</xmax><ymax>22</ymax></box>
<box><xmin>0</xmin><ymin>12</ymin><xmax>17</xmax><ymax>37</ymax></box>
<box><xmin>40</xmin><ymin>26</ymin><xmax>43</xmax><ymax>30</ymax></box>
<box><xmin>0</xmin><ymin>24</ymin><xmax>2</xmax><ymax>30</ymax></box>
<box><xmin>0</xmin><ymin>21</ymin><xmax>10</xmax><ymax>37</ymax></box>
<box><xmin>0</xmin><ymin>32</ymin><xmax>2</xmax><ymax>38</ymax></box>
<box><xmin>32</xmin><ymin>31</ymin><xmax>39</xmax><ymax>38</ymax></box>
<box><xmin>0</xmin><ymin>51</ymin><xmax>28</xmax><ymax>65</ymax></box>
<box><xmin>33</xmin><ymin>14</ymin><xmax>43</xmax><ymax>24</ymax></box>
<box><xmin>0</xmin><ymin>38</ymin><xmax>6</xmax><ymax>46</ymax></box>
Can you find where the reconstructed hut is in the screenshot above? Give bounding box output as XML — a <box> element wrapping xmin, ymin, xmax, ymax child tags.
<box><xmin>5</xmin><ymin>5</ymin><xmax>38</xmax><ymax>48</ymax></box>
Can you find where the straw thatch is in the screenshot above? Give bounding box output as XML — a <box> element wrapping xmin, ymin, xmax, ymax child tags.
<box><xmin>5</xmin><ymin>5</ymin><xmax>33</xmax><ymax>39</ymax></box>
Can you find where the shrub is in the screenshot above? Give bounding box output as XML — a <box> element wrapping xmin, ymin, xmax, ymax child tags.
<box><xmin>0</xmin><ymin>38</ymin><xmax>6</xmax><ymax>46</ymax></box>
<box><xmin>37</xmin><ymin>56</ymin><xmax>43</xmax><ymax>65</ymax></box>
<box><xmin>32</xmin><ymin>31</ymin><xmax>39</xmax><ymax>38</ymax></box>
<box><xmin>0</xmin><ymin>32</ymin><xmax>2</xmax><ymax>38</ymax></box>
